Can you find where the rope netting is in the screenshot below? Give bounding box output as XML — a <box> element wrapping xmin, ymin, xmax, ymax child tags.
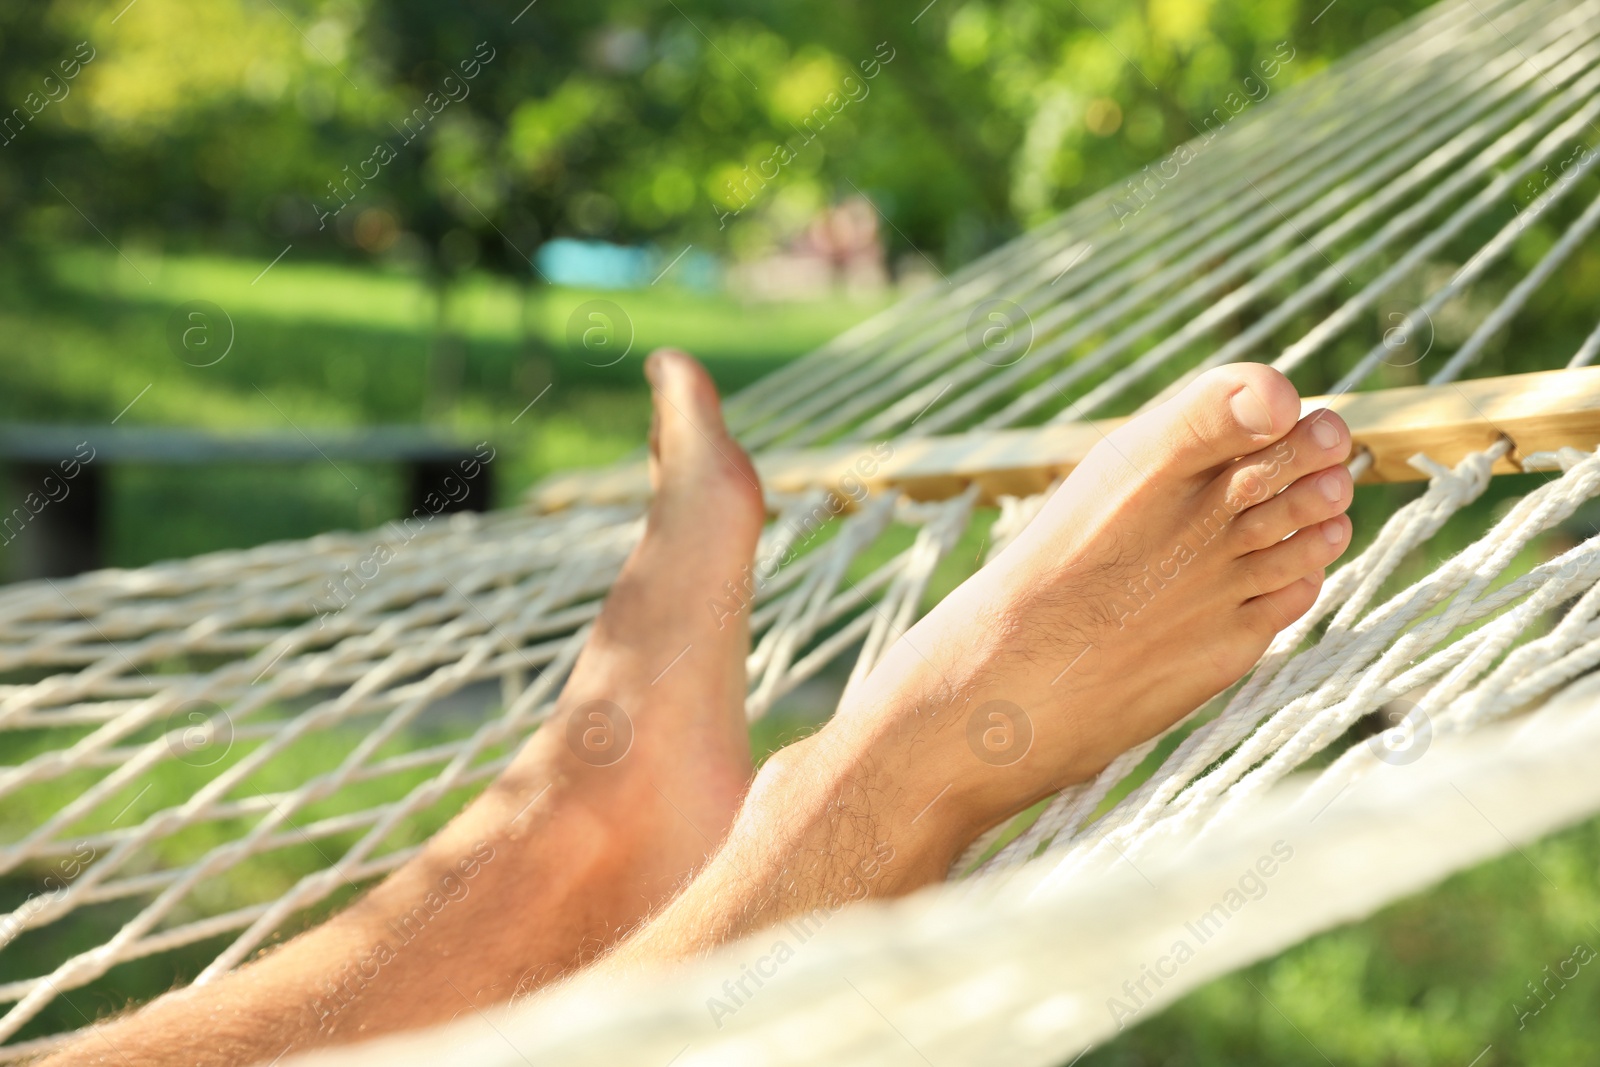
<box><xmin>7</xmin><ymin>0</ymin><xmax>1600</xmax><ymax>1057</ymax></box>
<box><xmin>286</xmin><ymin>445</ymin><xmax>1600</xmax><ymax>1067</ymax></box>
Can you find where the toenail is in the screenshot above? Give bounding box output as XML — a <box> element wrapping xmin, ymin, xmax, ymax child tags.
<box><xmin>1310</xmin><ymin>417</ymin><xmax>1341</xmax><ymax>450</ymax></box>
<box><xmin>1323</xmin><ymin>520</ymin><xmax>1345</xmax><ymax>544</ymax></box>
<box><xmin>1230</xmin><ymin>387</ymin><xmax>1273</xmax><ymax>436</ymax></box>
<box><xmin>1318</xmin><ymin>471</ymin><xmax>1344</xmax><ymax>503</ymax></box>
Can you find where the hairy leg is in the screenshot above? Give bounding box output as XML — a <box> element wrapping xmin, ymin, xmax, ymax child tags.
<box><xmin>43</xmin><ymin>351</ymin><xmax>764</xmax><ymax>1066</ymax></box>
<box><xmin>606</xmin><ymin>363</ymin><xmax>1355</xmax><ymax>964</ymax></box>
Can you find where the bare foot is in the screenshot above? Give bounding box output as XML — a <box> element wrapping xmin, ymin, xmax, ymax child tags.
<box><xmin>376</xmin><ymin>350</ymin><xmax>767</xmax><ymax>1006</ymax></box>
<box><xmin>598</xmin><ymin>364</ymin><xmax>1357</xmax><ymax>969</ymax></box>
<box><xmin>512</xmin><ymin>348</ymin><xmax>764</xmax><ymax>905</ymax></box>
<box><xmin>820</xmin><ymin>363</ymin><xmax>1354</xmax><ymax>859</ymax></box>
<box><xmin>34</xmin><ymin>351</ymin><xmax>771</xmax><ymax>1062</ymax></box>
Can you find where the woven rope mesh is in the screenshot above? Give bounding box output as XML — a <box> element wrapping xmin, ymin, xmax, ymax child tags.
<box><xmin>9</xmin><ymin>0</ymin><xmax>1600</xmax><ymax>1056</ymax></box>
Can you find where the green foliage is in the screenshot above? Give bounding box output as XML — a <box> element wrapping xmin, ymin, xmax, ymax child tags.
<box><xmin>2</xmin><ymin>0</ymin><xmax>1433</xmax><ymax>272</ymax></box>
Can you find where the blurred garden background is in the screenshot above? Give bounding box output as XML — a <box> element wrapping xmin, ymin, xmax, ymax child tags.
<box><xmin>5</xmin><ymin>0</ymin><xmax>1600</xmax><ymax>1062</ymax></box>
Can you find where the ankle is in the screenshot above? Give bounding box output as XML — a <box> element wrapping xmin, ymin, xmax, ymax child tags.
<box><xmin>755</xmin><ymin>724</ymin><xmax>972</xmax><ymax>892</ymax></box>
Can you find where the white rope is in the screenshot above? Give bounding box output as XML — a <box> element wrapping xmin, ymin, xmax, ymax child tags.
<box><xmin>732</xmin><ymin>0</ymin><xmax>1505</xmax><ymax>442</ymax></box>
<box><xmin>273</xmin><ymin>461</ymin><xmax>1600</xmax><ymax>1066</ymax></box>
<box><xmin>0</xmin><ymin>485</ymin><xmax>986</xmax><ymax>1051</ymax></box>
<box><xmin>9</xmin><ymin>0</ymin><xmax>1600</xmax><ymax>1058</ymax></box>
<box><xmin>730</xmin><ymin>0</ymin><xmax>1594</xmax><ymax>446</ymax></box>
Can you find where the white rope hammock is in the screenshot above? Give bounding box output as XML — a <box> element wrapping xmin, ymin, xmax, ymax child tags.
<box><xmin>7</xmin><ymin>0</ymin><xmax>1600</xmax><ymax>1059</ymax></box>
<box><xmin>290</xmin><ymin>440</ymin><xmax>1600</xmax><ymax>1067</ymax></box>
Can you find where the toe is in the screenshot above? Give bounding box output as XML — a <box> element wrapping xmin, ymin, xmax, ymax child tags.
<box><xmin>647</xmin><ymin>348</ymin><xmax>730</xmax><ymax>451</ymax></box>
<box><xmin>1112</xmin><ymin>363</ymin><xmax>1302</xmax><ymax>478</ymax></box>
<box><xmin>1216</xmin><ymin>406</ymin><xmax>1356</xmax><ymax>518</ymax></box>
<box><xmin>646</xmin><ymin>349</ymin><xmax>753</xmax><ymax>479</ymax></box>
<box><xmin>1239</xmin><ymin>515</ymin><xmax>1351</xmax><ymax>597</ymax></box>
<box><xmin>1241</xmin><ymin>571</ymin><xmax>1325</xmax><ymax>636</ymax></box>
<box><xmin>1230</xmin><ymin>465</ymin><xmax>1353</xmax><ymax>554</ymax></box>
<box><xmin>642</xmin><ymin>348</ymin><xmax>764</xmax><ymax>533</ymax></box>
<box><xmin>1215</xmin><ymin>408</ymin><xmax>1352</xmax><ymax>511</ymax></box>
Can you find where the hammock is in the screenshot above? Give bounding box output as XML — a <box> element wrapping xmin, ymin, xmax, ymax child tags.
<box><xmin>7</xmin><ymin>0</ymin><xmax>1600</xmax><ymax>1060</ymax></box>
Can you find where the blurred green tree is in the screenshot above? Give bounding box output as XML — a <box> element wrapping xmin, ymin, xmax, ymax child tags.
<box><xmin>0</xmin><ymin>0</ymin><xmax>1431</xmax><ymax>275</ymax></box>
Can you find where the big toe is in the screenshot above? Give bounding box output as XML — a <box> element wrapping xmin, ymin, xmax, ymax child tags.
<box><xmin>647</xmin><ymin>348</ymin><xmax>727</xmax><ymax>462</ymax></box>
<box><xmin>1119</xmin><ymin>363</ymin><xmax>1302</xmax><ymax>479</ymax></box>
<box><xmin>644</xmin><ymin>348</ymin><xmax>762</xmax><ymax>519</ymax></box>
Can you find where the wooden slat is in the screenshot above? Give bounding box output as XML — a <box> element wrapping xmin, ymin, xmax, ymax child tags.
<box><xmin>529</xmin><ymin>366</ymin><xmax>1600</xmax><ymax>512</ymax></box>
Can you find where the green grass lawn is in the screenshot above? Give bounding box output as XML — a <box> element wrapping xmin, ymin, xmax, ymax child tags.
<box><xmin>1086</xmin><ymin>815</ymin><xmax>1600</xmax><ymax>1065</ymax></box>
<box><xmin>0</xmin><ymin>245</ymin><xmax>885</xmax><ymax>570</ymax></box>
<box><xmin>4</xmin><ymin>246</ymin><xmax>1600</xmax><ymax>1064</ymax></box>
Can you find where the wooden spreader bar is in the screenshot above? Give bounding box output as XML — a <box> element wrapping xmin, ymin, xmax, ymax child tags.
<box><xmin>531</xmin><ymin>367</ymin><xmax>1600</xmax><ymax>512</ymax></box>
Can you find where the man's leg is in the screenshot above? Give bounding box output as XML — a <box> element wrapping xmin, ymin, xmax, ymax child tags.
<box><xmin>44</xmin><ymin>351</ymin><xmax>765</xmax><ymax>1066</ymax></box>
<box><xmin>606</xmin><ymin>363</ymin><xmax>1356</xmax><ymax>964</ymax></box>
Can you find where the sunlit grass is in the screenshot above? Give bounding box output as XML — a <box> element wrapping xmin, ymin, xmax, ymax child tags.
<box><xmin>0</xmin><ymin>246</ymin><xmax>884</xmax><ymax>569</ymax></box>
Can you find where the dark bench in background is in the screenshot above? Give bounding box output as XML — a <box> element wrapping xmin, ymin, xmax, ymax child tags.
<box><xmin>0</xmin><ymin>425</ymin><xmax>494</xmax><ymax>579</ymax></box>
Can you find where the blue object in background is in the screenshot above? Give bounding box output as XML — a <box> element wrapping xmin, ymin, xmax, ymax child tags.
<box><xmin>535</xmin><ymin>239</ymin><xmax>720</xmax><ymax>291</ymax></box>
<box><xmin>536</xmin><ymin>239</ymin><xmax>653</xmax><ymax>289</ymax></box>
